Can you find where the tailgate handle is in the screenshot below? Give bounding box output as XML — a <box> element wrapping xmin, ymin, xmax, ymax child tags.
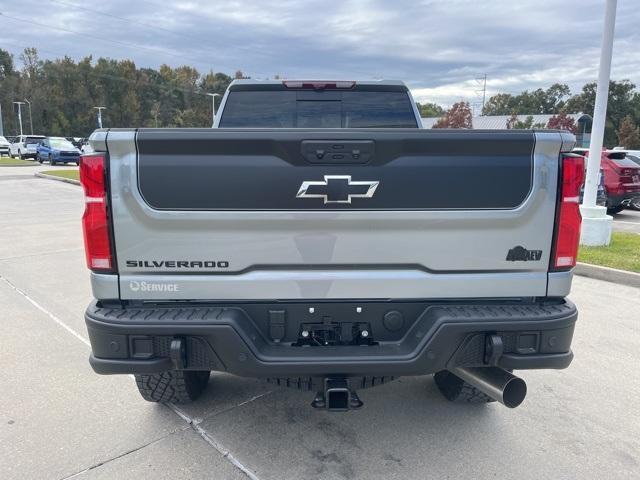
<box><xmin>302</xmin><ymin>140</ymin><xmax>374</xmax><ymax>164</ymax></box>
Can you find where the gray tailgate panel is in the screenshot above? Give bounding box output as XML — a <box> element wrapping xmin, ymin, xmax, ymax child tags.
<box><xmin>102</xmin><ymin>129</ymin><xmax>567</xmax><ymax>301</ymax></box>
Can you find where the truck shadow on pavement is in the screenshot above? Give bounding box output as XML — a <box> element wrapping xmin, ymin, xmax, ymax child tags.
<box><xmin>168</xmin><ymin>373</ymin><xmax>508</xmax><ymax>480</ymax></box>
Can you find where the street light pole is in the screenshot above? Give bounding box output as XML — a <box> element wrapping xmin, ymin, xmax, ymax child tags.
<box><xmin>24</xmin><ymin>99</ymin><xmax>33</xmax><ymax>135</ymax></box>
<box><xmin>0</xmin><ymin>102</ymin><xmax>4</xmax><ymax>137</ymax></box>
<box><xmin>93</xmin><ymin>106</ymin><xmax>106</xmax><ymax>129</ymax></box>
<box><xmin>579</xmin><ymin>0</ymin><xmax>617</xmax><ymax>246</ymax></box>
<box><xmin>206</xmin><ymin>93</ymin><xmax>220</xmax><ymax>128</ymax></box>
<box><xmin>13</xmin><ymin>101</ymin><xmax>25</xmax><ymax>136</ymax></box>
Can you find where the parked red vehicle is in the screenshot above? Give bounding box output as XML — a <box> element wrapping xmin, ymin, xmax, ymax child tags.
<box><xmin>573</xmin><ymin>148</ymin><xmax>640</xmax><ymax>214</ymax></box>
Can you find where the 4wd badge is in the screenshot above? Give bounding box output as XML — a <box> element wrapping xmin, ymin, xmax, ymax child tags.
<box><xmin>506</xmin><ymin>246</ymin><xmax>543</xmax><ymax>262</ymax></box>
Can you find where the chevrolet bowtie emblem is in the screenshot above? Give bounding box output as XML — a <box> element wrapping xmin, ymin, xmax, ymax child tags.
<box><xmin>296</xmin><ymin>175</ymin><xmax>380</xmax><ymax>204</ymax></box>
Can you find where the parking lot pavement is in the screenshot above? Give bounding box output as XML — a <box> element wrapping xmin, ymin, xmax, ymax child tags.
<box><xmin>612</xmin><ymin>209</ymin><xmax>640</xmax><ymax>234</ymax></box>
<box><xmin>1</xmin><ymin>167</ymin><xmax>639</xmax><ymax>479</ymax></box>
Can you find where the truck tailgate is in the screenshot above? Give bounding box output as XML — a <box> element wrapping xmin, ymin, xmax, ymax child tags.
<box><xmin>102</xmin><ymin>128</ymin><xmax>571</xmax><ymax>300</ymax></box>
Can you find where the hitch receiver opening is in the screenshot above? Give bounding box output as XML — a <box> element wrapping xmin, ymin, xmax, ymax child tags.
<box><xmin>311</xmin><ymin>378</ymin><xmax>363</xmax><ymax>411</ymax></box>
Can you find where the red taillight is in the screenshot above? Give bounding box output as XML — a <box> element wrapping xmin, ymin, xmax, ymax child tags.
<box><xmin>283</xmin><ymin>80</ymin><xmax>355</xmax><ymax>90</ymax></box>
<box><xmin>79</xmin><ymin>153</ymin><xmax>114</xmax><ymax>272</ymax></box>
<box><xmin>552</xmin><ymin>154</ymin><xmax>585</xmax><ymax>270</ymax></box>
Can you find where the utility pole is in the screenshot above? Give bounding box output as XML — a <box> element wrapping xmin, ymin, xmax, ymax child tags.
<box><xmin>481</xmin><ymin>74</ymin><xmax>487</xmax><ymax>113</ymax></box>
<box><xmin>0</xmin><ymin>102</ymin><xmax>4</xmax><ymax>137</ymax></box>
<box><xmin>13</xmin><ymin>101</ymin><xmax>25</xmax><ymax>136</ymax></box>
<box><xmin>475</xmin><ymin>74</ymin><xmax>487</xmax><ymax>115</ymax></box>
<box><xmin>580</xmin><ymin>0</ymin><xmax>616</xmax><ymax>246</ymax></box>
<box><xmin>93</xmin><ymin>106</ymin><xmax>106</xmax><ymax>129</ymax></box>
<box><xmin>24</xmin><ymin>98</ymin><xmax>33</xmax><ymax>135</ymax></box>
<box><xmin>206</xmin><ymin>93</ymin><xmax>221</xmax><ymax>128</ymax></box>
<box><xmin>150</xmin><ymin>101</ymin><xmax>161</xmax><ymax>128</ymax></box>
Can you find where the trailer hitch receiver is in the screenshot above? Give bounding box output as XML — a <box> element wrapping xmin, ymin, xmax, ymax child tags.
<box><xmin>311</xmin><ymin>378</ymin><xmax>363</xmax><ymax>411</ymax></box>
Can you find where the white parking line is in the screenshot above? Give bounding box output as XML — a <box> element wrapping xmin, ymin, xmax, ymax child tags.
<box><xmin>613</xmin><ymin>220</ymin><xmax>640</xmax><ymax>225</ymax></box>
<box><xmin>0</xmin><ymin>272</ymin><xmax>263</xmax><ymax>480</ymax></box>
<box><xmin>1</xmin><ymin>274</ymin><xmax>90</xmax><ymax>347</ymax></box>
<box><xmin>0</xmin><ymin>247</ymin><xmax>84</xmax><ymax>262</ymax></box>
<box><xmin>168</xmin><ymin>404</ymin><xmax>262</xmax><ymax>480</ymax></box>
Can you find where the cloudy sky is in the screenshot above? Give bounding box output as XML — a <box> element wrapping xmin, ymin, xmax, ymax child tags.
<box><xmin>1</xmin><ymin>0</ymin><xmax>639</xmax><ymax>109</ymax></box>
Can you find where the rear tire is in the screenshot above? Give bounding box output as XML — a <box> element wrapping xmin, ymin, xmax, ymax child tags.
<box><xmin>433</xmin><ymin>370</ymin><xmax>496</xmax><ymax>404</ymax></box>
<box><xmin>135</xmin><ymin>370</ymin><xmax>210</xmax><ymax>404</ymax></box>
<box><xmin>607</xmin><ymin>205</ymin><xmax>624</xmax><ymax>215</ymax></box>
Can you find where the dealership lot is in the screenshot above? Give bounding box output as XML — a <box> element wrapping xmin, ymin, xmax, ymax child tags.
<box><xmin>1</xmin><ymin>167</ymin><xmax>639</xmax><ymax>480</ymax></box>
<box><xmin>612</xmin><ymin>209</ymin><xmax>640</xmax><ymax>234</ymax></box>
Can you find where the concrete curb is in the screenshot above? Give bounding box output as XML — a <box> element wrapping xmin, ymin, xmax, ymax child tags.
<box><xmin>35</xmin><ymin>172</ymin><xmax>81</xmax><ymax>186</ymax></box>
<box><xmin>0</xmin><ymin>163</ymin><xmax>40</xmax><ymax>167</ymax></box>
<box><xmin>574</xmin><ymin>262</ymin><xmax>640</xmax><ymax>288</ymax></box>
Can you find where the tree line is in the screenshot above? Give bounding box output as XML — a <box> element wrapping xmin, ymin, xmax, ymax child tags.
<box><xmin>1</xmin><ymin>47</ymin><xmax>640</xmax><ymax>148</ymax></box>
<box><xmin>0</xmin><ymin>48</ymin><xmax>236</xmax><ymax>137</ymax></box>
<box><xmin>419</xmin><ymin>81</ymin><xmax>640</xmax><ymax>147</ymax></box>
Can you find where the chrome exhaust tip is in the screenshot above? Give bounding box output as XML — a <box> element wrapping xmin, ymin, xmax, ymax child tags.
<box><xmin>453</xmin><ymin>367</ymin><xmax>527</xmax><ymax>408</ymax></box>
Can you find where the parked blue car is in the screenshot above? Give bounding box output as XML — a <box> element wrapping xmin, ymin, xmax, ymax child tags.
<box><xmin>36</xmin><ymin>137</ymin><xmax>81</xmax><ymax>165</ymax></box>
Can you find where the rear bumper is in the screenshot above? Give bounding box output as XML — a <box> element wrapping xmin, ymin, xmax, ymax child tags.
<box><xmin>86</xmin><ymin>299</ymin><xmax>577</xmax><ymax>377</ymax></box>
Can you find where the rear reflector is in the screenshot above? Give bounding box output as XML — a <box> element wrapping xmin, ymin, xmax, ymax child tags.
<box><xmin>79</xmin><ymin>153</ymin><xmax>114</xmax><ymax>272</ymax></box>
<box><xmin>552</xmin><ymin>154</ymin><xmax>585</xmax><ymax>270</ymax></box>
<box><xmin>283</xmin><ymin>80</ymin><xmax>355</xmax><ymax>90</ymax></box>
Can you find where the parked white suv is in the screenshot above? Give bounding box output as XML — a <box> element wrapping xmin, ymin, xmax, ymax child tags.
<box><xmin>0</xmin><ymin>136</ymin><xmax>10</xmax><ymax>156</ymax></box>
<box><xmin>9</xmin><ymin>135</ymin><xmax>46</xmax><ymax>160</ymax></box>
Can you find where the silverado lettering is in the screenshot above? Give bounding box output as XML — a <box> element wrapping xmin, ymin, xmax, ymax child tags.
<box><xmin>125</xmin><ymin>260</ymin><xmax>229</xmax><ymax>268</ymax></box>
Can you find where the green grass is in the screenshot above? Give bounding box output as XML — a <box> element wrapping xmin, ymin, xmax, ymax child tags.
<box><xmin>578</xmin><ymin>232</ymin><xmax>640</xmax><ymax>273</ymax></box>
<box><xmin>41</xmin><ymin>169</ymin><xmax>80</xmax><ymax>181</ymax></box>
<box><xmin>0</xmin><ymin>156</ymin><xmax>35</xmax><ymax>166</ymax></box>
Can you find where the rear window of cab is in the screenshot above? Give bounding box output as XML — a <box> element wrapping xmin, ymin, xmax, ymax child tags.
<box><xmin>219</xmin><ymin>90</ymin><xmax>418</xmax><ymax>128</ymax></box>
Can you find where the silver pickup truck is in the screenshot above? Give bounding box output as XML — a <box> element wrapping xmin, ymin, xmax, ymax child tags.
<box><xmin>82</xmin><ymin>80</ymin><xmax>582</xmax><ymax>411</ymax></box>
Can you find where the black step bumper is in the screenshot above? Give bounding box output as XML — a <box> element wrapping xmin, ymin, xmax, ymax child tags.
<box><xmin>85</xmin><ymin>300</ymin><xmax>577</xmax><ymax>377</ymax></box>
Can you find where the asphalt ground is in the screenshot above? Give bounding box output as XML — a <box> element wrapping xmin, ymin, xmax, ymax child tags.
<box><xmin>612</xmin><ymin>208</ymin><xmax>640</xmax><ymax>234</ymax></box>
<box><xmin>1</xmin><ymin>165</ymin><xmax>639</xmax><ymax>479</ymax></box>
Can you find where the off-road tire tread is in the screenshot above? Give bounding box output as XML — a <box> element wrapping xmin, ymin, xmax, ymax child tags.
<box><xmin>135</xmin><ymin>370</ymin><xmax>210</xmax><ymax>403</ymax></box>
<box><xmin>434</xmin><ymin>370</ymin><xmax>495</xmax><ymax>404</ymax></box>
